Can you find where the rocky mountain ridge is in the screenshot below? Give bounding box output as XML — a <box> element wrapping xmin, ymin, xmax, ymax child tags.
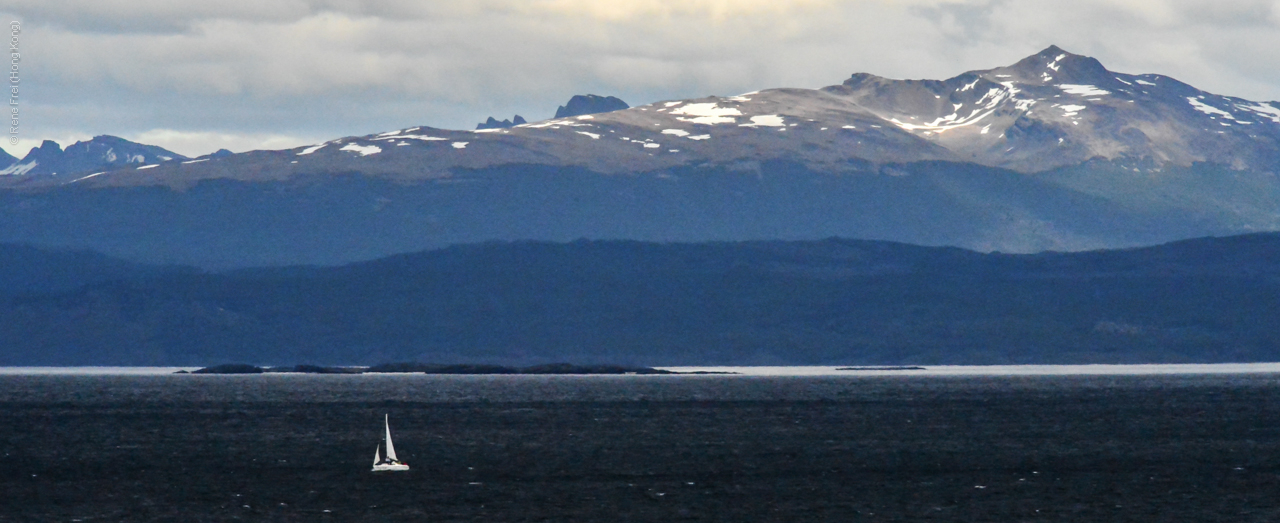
<box><xmin>475</xmin><ymin>115</ymin><xmax>528</xmax><ymax>130</ymax></box>
<box><xmin>9</xmin><ymin>46</ymin><xmax>1275</xmax><ymax>190</ymax></box>
<box><xmin>1</xmin><ymin>47</ymin><xmax>1278</xmax><ymax>267</ymax></box>
<box><xmin>555</xmin><ymin>94</ymin><xmax>630</xmax><ymax>118</ymax></box>
<box><xmin>0</xmin><ymin>135</ymin><xmax>187</xmax><ymax>178</ymax></box>
<box><xmin>832</xmin><ymin>46</ymin><xmax>1280</xmax><ymax>172</ymax></box>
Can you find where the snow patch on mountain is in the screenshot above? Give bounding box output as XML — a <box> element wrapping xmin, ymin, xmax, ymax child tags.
<box><xmin>740</xmin><ymin>115</ymin><xmax>785</xmax><ymax>127</ymax></box>
<box><xmin>524</xmin><ymin>118</ymin><xmax>595</xmax><ymax>129</ymax></box>
<box><xmin>1059</xmin><ymin>84</ymin><xmax>1110</xmax><ymax>97</ymax></box>
<box><xmin>890</xmin><ymin>105</ymin><xmax>999</xmax><ymax>133</ymax></box>
<box><xmin>1047</xmin><ymin>53</ymin><xmax>1066</xmax><ymax>71</ymax></box>
<box><xmin>66</xmin><ymin>171</ymin><xmax>105</xmax><ymax>184</ymax></box>
<box><xmin>1059</xmin><ymin>104</ymin><xmax>1087</xmax><ymax>118</ymax></box>
<box><xmin>0</xmin><ymin>160</ymin><xmax>37</xmax><ymax>175</ymax></box>
<box><xmin>297</xmin><ymin>143</ymin><xmax>327</xmax><ymax>155</ymax></box>
<box><xmin>1187</xmin><ymin>98</ymin><xmax>1236</xmax><ymax>120</ymax></box>
<box><xmin>339</xmin><ymin>144</ymin><xmax>381</xmax><ymax>156</ymax></box>
<box><xmin>377</xmin><ymin>134</ymin><xmax>447</xmax><ymax>142</ymax></box>
<box><xmin>1239</xmin><ymin>103</ymin><xmax>1280</xmax><ymax>124</ymax></box>
<box><xmin>671</xmin><ymin>103</ymin><xmax>741</xmax><ymax>125</ymax></box>
<box><xmin>661</xmin><ymin>129</ymin><xmax>690</xmax><ymax>137</ymax></box>
<box><xmin>977</xmin><ymin>88</ymin><xmax>1012</xmax><ymax>108</ymax></box>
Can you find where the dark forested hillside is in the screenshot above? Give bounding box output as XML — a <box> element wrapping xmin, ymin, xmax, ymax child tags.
<box><xmin>0</xmin><ymin>244</ymin><xmax>194</xmax><ymax>295</ymax></box>
<box><xmin>1</xmin><ymin>235</ymin><xmax>1277</xmax><ymax>366</ymax></box>
<box><xmin>3</xmin><ymin>161</ymin><xmax>1239</xmax><ymax>269</ymax></box>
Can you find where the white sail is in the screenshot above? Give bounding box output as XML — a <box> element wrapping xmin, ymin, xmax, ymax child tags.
<box><xmin>384</xmin><ymin>414</ymin><xmax>398</xmax><ymax>462</ymax></box>
<box><xmin>372</xmin><ymin>415</ymin><xmax>408</xmax><ymax>471</ymax></box>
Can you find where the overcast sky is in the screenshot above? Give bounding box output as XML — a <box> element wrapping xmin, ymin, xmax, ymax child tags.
<box><xmin>4</xmin><ymin>0</ymin><xmax>1280</xmax><ymax>158</ymax></box>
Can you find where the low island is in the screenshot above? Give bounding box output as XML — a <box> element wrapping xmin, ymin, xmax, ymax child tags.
<box><xmin>186</xmin><ymin>363</ymin><xmax>734</xmax><ymax>375</ymax></box>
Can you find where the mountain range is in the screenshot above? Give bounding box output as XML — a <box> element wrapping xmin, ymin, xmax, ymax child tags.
<box><xmin>0</xmin><ymin>136</ymin><xmax>187</xmax><ymax>177</ymax></box>
<box><xmin>2</xmin><ymin>46</ymin><xmax>1279</xmax><ymax>268</ymax></box>
<box><xmin>1</xmin><ymin>234</ymin><xmax>1276</xmax><ymax>366</ymax></box>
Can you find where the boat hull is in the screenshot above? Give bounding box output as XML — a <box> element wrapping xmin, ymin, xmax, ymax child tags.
<box><xmin>372</xmin><ymin>463</ymin><xmax>409</xmax><ymax>472</ymax></box>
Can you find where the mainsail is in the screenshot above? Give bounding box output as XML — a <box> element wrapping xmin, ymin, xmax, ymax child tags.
<box><xmin>384</xmin><ymin>414</ymin><xmax>398</xmax><ymax>462</ymax></box>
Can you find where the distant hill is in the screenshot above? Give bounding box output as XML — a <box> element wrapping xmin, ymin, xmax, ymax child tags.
<box><xmin>0</xmin><ymin>244</ymin><xmax>194</xmax><ymax>295</ymax></box>
<box><xmin>1</xmin><ymin>234</ymin><xmax>1276</xmax><ymax>366</ymax></box>
<box><xmin>7</xmin><ymin>161</ymin><xmax>1244</xmax><ymax>269</ymax></box>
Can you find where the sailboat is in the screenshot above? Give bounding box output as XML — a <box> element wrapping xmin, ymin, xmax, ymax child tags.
<box><xmin>372</xmin><ymin>414</ymin><xmax>410</xmax><ymax>472</ymax></box>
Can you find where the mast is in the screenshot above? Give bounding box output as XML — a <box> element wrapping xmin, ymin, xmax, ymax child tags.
<box><xmin>384</xmin><ymin>414</ymin><xmax>398</xmax><ymax>462</ymax></box>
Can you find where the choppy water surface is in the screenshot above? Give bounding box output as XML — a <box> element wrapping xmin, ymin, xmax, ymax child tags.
<box><xmin>5</xmin><ymin>367</ymin><xmax>1280</xmax><ymax>521</ymax></box>
<box><xmin>3</xmin><ymin>365</ymin><xmax>1280</xmax><ymax>404</ymax></box>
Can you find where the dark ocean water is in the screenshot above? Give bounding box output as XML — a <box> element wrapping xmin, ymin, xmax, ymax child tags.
<box><xmin>4</xmin><ymin>372</ymin><xmax>1280</xmax><ymax>521</ymax></box>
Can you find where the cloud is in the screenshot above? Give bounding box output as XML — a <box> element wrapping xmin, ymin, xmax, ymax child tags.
<box><xmin>129</xmin><ymin>129</ymin><xmax>321</xmax><ymax>157</ymax></box>
<box><xmin>1</xmin><ymin>0</ymin><xmax>313</xmax><ymax>32</ymax></box>
<box><xmin>524</xmin><ymin>0</ymin><xmax>833</xmax><ymax>22</ymax></box>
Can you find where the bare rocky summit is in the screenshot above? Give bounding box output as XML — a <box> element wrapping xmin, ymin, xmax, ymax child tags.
<box><xmin>0</xmin><ymin>136</ymin><xmax>186</xmax><ymax>177</ymax></box>
<box><xmin>6</xmin><ymin>47</ymin><xmax>1279</xmax><ymax>187</ymax></box>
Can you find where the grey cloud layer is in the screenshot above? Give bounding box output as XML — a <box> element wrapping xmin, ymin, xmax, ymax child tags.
<box><xmin>3</xmin><ymin>0</ymin><xmax>1279</xmax><ymax>156</ymax></box>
